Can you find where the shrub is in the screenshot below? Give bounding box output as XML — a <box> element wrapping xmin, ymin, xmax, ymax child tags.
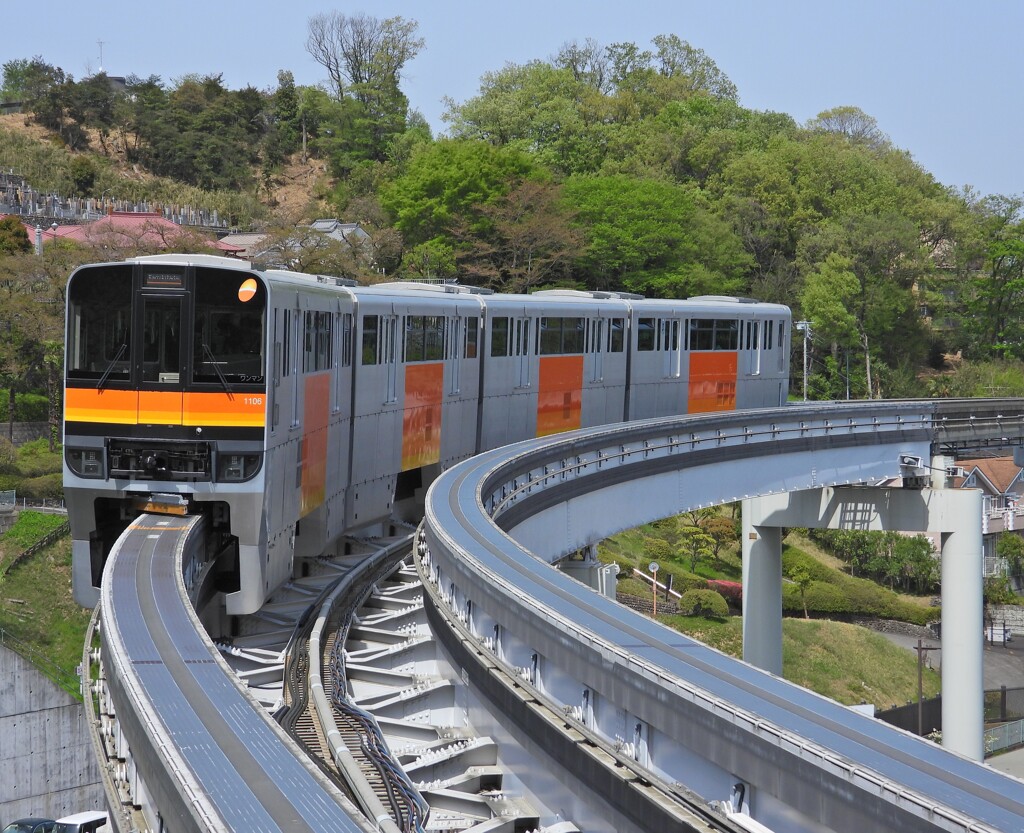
<box><xmin>0</xmin><ymin>438</ymin><xmax>16</xmax><ymax>474</ymax></box>
<box><xmin>0</xmin><ymin>391</ymin><xmax>49</xmax><ymax>422</ymax></box>
<box><xmin>804</xmin><ymin>581</ymin><xmax>850</xmax><ymax>614</ymax></box>
<box><xmin>679</xmin><ymin>589</ymin><xmax>729</xmax><ymax>619</ymax></box>
<box><xmin>17</xmin><ymin>472</ymin><xmax>63</xmax><ymax>500</ymax></box>
<box><xmin>16</xmin><ymin>438</ymin><xmax>62</xmax><ymax>477</ymax></box>
<box><xmin>707</xmin><ymin>579</ymin><xmax>742</xmax><ymax>606</ymax></box>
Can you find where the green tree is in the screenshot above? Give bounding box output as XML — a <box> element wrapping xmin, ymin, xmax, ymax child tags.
<box><xmin>563</xmin><ymin>174</ymin><xmax>748</xmax><ymax>296</ymax></box>
<box><xmin>705</xmin><ymin>515</ymin><xmax>737</xmax><ymax>568</ymax></box>
<box><xmin>305</xmin><ymin>12</ymin><xmax>423</xmax><ymax>163</ymax></box>
<box><xmin>380</xmin><ymin>139</ymin><xmax>538</xmax><ymax>249</ymax></box>
<box><xmin>677</xmin><ymin>525</ymin><xmax>715</xmax><ymax>574</ymax></box>
<box><xmin>0</xmin><ymin>216</ymin><xmax>31</xmax><ymax>255</ymax></box>
<box><xmin>997</xmin><ymin>533</ymin><xmax>1024</xmax><ymax>579</ymax></box>
<box><xmin>790</xmin><ymin>565</ymin><xmax>813</xmax><ymax>618</ymax></box>
<box><xmin>806</xmin><ymin>105</ymin><xmax>890</xmax><ymax>152</ymax></box>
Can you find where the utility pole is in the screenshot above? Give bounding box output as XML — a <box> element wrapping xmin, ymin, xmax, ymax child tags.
<box><xmin>796</xmin><ymin>321</ymin><xmax>811</xmax><ymax>401</ymax></box>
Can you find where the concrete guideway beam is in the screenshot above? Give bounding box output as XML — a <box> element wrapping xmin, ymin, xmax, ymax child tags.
<box><xmin>743</xmin><ymin>486</ymin><xmax>984</xmax><ymax>760</ymax></box>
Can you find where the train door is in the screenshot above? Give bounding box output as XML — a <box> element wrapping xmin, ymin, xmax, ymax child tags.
<box><xmin>664</xmin><ymin>318</ymin><xmax>681</xmax><ymax>379</ymax></box>
<box><xmin>137</xmin><ymin>292</ymin><xmax>186</xmax><ymax>424</ymax></box>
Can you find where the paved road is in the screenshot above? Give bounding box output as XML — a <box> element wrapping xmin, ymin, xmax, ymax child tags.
<box><xmin>881</xmin><ymin>630</ymin><xmax>1024</xmax><ymax>779</ymax></box>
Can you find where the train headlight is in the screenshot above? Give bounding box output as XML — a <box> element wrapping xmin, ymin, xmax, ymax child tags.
<box><xmin>216</xmin><ymin>453</ymin><xmax>263</xmax><ymax>482</ymax></box>
<box><xmin>66</xmin><ymin>447</ymin><xmax>104</xmax><ymax>479</ymax></box>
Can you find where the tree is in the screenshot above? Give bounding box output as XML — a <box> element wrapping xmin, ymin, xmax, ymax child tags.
<box><xmin>563</xmin><ymin>174</ymin><xmax>748</xmax><ymax>296</ymax></box>
<box><xmin>677</xmin><ymin>524</ymin><xmax>715</xmax><ymax>574</ymax></box>
<box><xmin>305</xmin><ymin>12</ymin><xmax>423</xmax><ymax>161</ymax></box>
<box><xmin>450</xmin><ymin>179</ymin><xmax>582</xmax><ymax>291</ymax></box>
<box><xmin>380</xmin><ymin>139</ymin><xmax>538</xmax><ymax>249</ymax></box>
<box><xmin>705</xmin><ymin>516</ymin><xmax>737</xmax><ymax>568</ymax></box>
<box><xmin>997</xmin><ymin>533</ymin><xmax>1024</xmax><ymax>580</ymax></box>
<box><xmin>790</xmin><ymin>565</ymin><xmax>813</xmax><ymax>618</ymax></box>
<box><xmin>0</xmin><ymin>216</ymin><xmax>31</xmax><ymax>255</ymax></box>
<box><xmin>651</xmin><ymin>34</ymin><xmax>738</xmax><ymax>102</ymax></box>
<box><xmin>806</xmin><ymin>106</ymin><xmax>889</xmax><ymax>152</ymax></box>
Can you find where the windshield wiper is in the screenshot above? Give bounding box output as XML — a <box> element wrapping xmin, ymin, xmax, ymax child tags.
<box><xmin>202</xmin><ymin>342</ymin><xmax>234</xmax><ymax>397</ymax></box>
<box><xmin>97</xmin><ymin>343</ymin><xmax>127</xmax><ymax>390</ymax></box>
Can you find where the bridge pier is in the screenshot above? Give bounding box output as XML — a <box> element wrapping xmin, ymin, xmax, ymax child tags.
<box><xmin>742</xmin><ymin>485</ymin><xmax>984</xmax><ymax>761</ymax></box>
<box><xmin>558</xmin><ymin>545</ymin><xmax>619</xmax><ymax>598</ymax></box>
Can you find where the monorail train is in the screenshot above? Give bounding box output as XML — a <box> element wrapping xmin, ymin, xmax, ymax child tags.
<box><xmin>63</xmin><ymin>254</ymin><xmax>791</xmax><ymax>616</ymax></box>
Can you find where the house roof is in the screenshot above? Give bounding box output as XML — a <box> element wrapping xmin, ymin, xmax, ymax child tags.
<box><xmin>953</xmin><ymin>457</ymin><xmax>1022</xmax><ymax>495</ymax></box>
<box><xmin>218</xmin><ymin>232</ymin><xmax>269</xmax><ymax>257</ymax></box>
<box><xmin>12</xmin><ymin>212</ymin><xmax>238</xmax><ymax>252</ymax></box>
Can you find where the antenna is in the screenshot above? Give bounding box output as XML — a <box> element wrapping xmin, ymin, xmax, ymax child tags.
<box><xmin>97</xmin><ymin>40</ymin><xmax>104</xmax><ymax>72</ymax></box>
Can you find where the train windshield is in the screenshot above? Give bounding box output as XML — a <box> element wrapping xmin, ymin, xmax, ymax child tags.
<box><xmin>67</xmin><ymin>265</ymin><xmax>133</xmax><ymax>381</ymax></box>
<box><xmin>192</xmin><ymin>268</ymin><xmax>266</xmax><ymax>384</ymax></box>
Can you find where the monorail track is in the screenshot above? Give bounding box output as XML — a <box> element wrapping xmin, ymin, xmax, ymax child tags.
<box><xmin>97</xmin><ymin>513</ymin><xmax>375</xmax><ymax>833</ymax></box>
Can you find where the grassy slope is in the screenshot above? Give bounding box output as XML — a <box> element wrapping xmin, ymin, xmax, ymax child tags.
<box><xmin>600</xmin><ymin>516</ymin><xmax>942</xmax><ymax>707</ymax></box>
<box><xmin>0</xmin><ymin>516</ymin><xmax>90</xmax><ymax>694</ymax></box>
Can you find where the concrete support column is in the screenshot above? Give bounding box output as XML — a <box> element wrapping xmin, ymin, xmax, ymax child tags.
<box><xmin>559</xmin><ymin>545</ymin><xmax>603</xmax><ymax>592</ymax></box>
<box><xmin>940</xmin><ymin>489</ymin><xmax>984</xmax><ymax>761</ymax></box>
<box><xmin>741</xmin><ymin>501</ymin><xmax>783</xmax><ymax>676</ymax></box>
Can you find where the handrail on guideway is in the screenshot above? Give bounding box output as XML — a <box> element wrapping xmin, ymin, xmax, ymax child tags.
<box><xmin>420</xmin><ymin>398</ymin><xmax>1024</xmax><ymax>833</ymax></box>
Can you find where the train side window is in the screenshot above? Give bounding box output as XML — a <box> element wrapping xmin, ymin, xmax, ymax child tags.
<box><xmin>490</xmin><ymin>316</ymin><xmax>510</xmax><ymax>357</ymax></box>
<box><xmin>362</xmin><ymin>314</ymin><xmax>380</xmax><ymax>364</ymax></box>
<box><xmin>404</xmin><ymin>315</ymin><xmax>423</xmax><ymax>362</ymax></box>
<box><xmin>303</xmin><ymin>312</ymin><xmax>313</xmax><ymax>372</ymax></box>
<box><xmin>425</xmin><ymin>315</ymin><xmax>444</xmax><ymax>361</ymax></box>
<box><xmin>764</xmin><ymin>319</ymin><xmax>773</xmax><ymax>350</ymax></box>
<box><xmin>609</xmin><ymin>318</ymin><xmax>624</xmax><ymax>352</ymax></box>
<box><xmin>283</xmin><ymin>311</ymin><xmax>291</xmax><ymax>377</ymax></box>
<box><xmin>519</xmin><ymin>318</ymin><xmax>531</xmax><ymax>357</ymax></box>
<box><xmin>539</xmin><ymin>317</ymin><xmax>558</xmax><ymax>355</ymax></box>
<box><xmin>715</xmin><ymin>319</ymin><xmax>738</xmax><ymax>350</ymax></box>
<box><xmin>340</xmin><ymin>313</ymin><xmax>352</xmax><ymax>367</ymax></box>
<box><xmin>637</xmin><ymin>318</ymin><xmax>655</xmax><ymax>351</ymax></box>
<box><xmin>563</xmin><ymin>317</ymin><xmax>583</xmax><ymax>353</ymax></box>
<box><xmin>690</xmin><ymin>319</ymin><xmax>714</xmax><ymax>351</ymax></box>
<box><xmin>465</xmin><ymin>317</ymin><xmax>478</xmax><ymax>359</ymax></box>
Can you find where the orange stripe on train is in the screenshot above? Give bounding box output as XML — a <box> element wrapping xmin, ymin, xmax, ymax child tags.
<box><xmin>64</xmin><ymin>387</ymin><xmax>266</xmax><ymax>427</ymax></box>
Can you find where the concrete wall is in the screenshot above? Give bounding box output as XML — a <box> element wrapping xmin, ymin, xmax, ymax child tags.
<box><xmin>0</xmin><ymin>645</ymin><xmax>105</xmax><ymax>821</ymax></box>
<box><xmin>990</xmin><ymin>604</ymin><xmax>1024</xmax><ymax>635</ymax></box>
<box><xmin>4</xmin><ymin>422</ymin><xmax>51</xmax><ymax>447</ymax></box>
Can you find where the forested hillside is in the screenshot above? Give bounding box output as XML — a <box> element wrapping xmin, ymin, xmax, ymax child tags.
<box><xmin>3</xmin><ymin>12</ymin><xmax>1024</xmax><ymax>408</ymax></box>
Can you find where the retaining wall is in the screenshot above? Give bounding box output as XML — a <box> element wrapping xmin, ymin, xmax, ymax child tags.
<box><xmin>0</xmin><ymin>645</ymin><xmax>105</xmax><ymax>820</ymax></box>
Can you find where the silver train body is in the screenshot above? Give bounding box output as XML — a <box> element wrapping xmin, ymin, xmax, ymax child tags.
<box><xmin>63</xmin><ymin>254</ymin><xmax>790</xmax><ymax>615</ymax></box>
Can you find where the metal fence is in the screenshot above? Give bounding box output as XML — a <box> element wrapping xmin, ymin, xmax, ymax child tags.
<box><xmin>877</xmin><ymin>686</ymin><xmax>1024</xmax><ymax>756</ymax></box>
<box><xmin>0</xmin><ymin>625</ymin><xmax>80</xmax><ymax>698</ymax></box>
<box><xmin>0</xmin><ymin>489</ymin><xmax>14</xmax><ymax>510</ymax></box>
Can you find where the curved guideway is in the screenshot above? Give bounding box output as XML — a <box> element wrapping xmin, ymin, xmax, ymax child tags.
<box><xmin>101</xmin><ymin>514</ymin><xmax>372</xmax><ymax>833</ymax></box>
<box><xmin>424</xmin><ymin>401</ymin><xmax>1024</xmax><ymax>833</ymax></box>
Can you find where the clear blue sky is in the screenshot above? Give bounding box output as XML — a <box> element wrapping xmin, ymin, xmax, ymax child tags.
<box><xmin>7</xmin><ymin>1</ymin><xmax>1021</xmax><ymax>197</ymax></box>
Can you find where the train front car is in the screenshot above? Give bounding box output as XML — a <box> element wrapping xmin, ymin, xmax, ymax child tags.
<box><xmin>63</xmin><ymin>255</ymin><xmax>269</xmax><ymax>610</ymax></box>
